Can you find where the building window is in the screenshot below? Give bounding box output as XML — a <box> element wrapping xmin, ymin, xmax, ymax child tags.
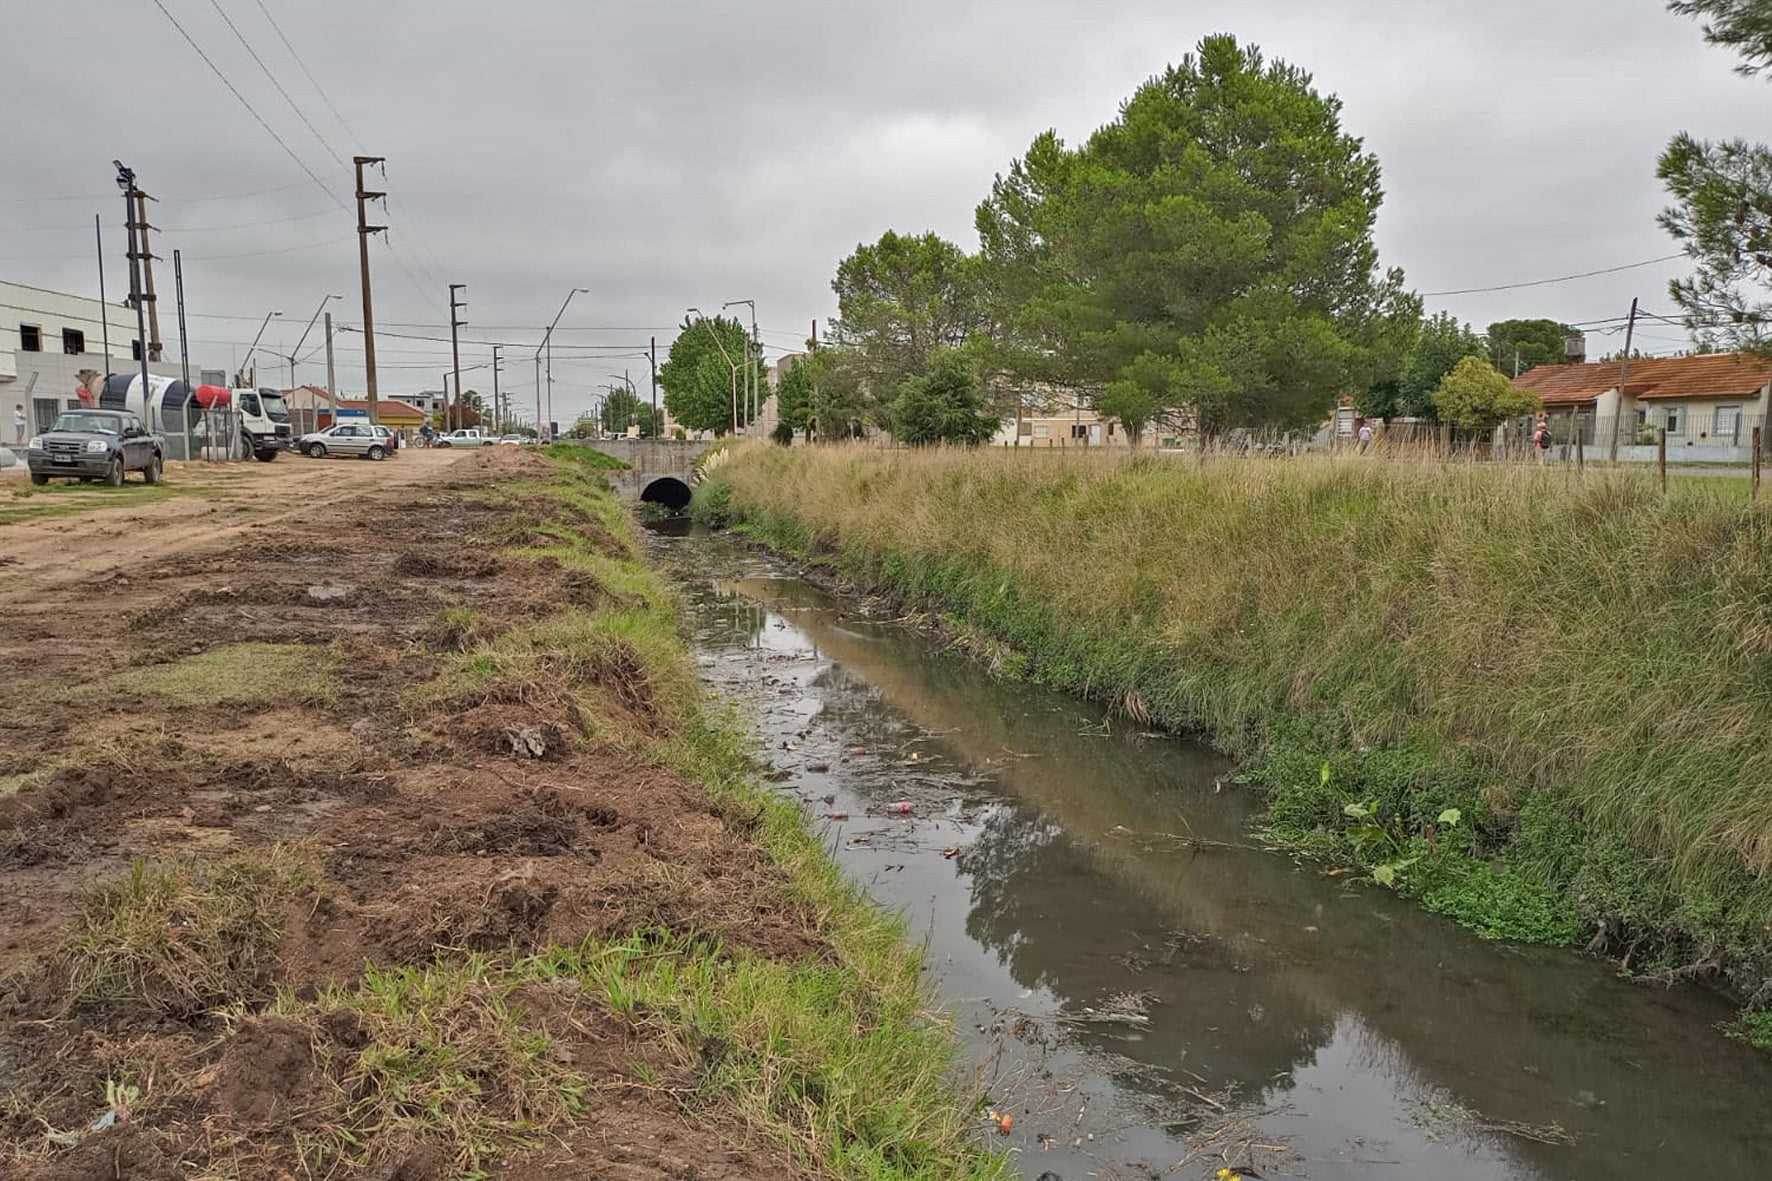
<box><xmin>19</xmin><ymin>324</ymin><xmax>42</xmax><ymax>352</ymax></box>
<box><xmin>131</xmin><ymin>339</ymin><xmax>143</xmax><ymax>361</ymax></box>
<box><xmin>1033</xmin><ymin>423</ymin><xmax>1050</xmax><ymax>438</ymax></box>
<box><xmin>62</xmin><ymin>328</ymin><xmax>85</xmax><ymax>355</ymax></box>
<box><xmin>1715</xmin><ymin>405</ymin><xmax>1742</xmax><ymax>443</ymax></box>
<box><xmin>1070</xmin><ymin>423</ymin><xmax>1089</xmax><ymax>439</ymax></box>
<box><xmin>1665</xmin><ymin>407</ymin><xmax>1683</xmax><ymax>436</ymax></box>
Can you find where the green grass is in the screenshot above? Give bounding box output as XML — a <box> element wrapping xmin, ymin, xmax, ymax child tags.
<box><xmin>711</xmin><ymin>443</ymin><xmax>1772</xmax><ymax>1025</ymax></box>
<box><xmin>0</xmin><ymin>481</ymin><xmax>209</xmax><ymax>525</ymax></box>
<box><xmin>544</xmin><ymin>442</ymin><xmax>631</xmax><ymax>470</ymax></box>
<box><xmin>79</xmin><ymin>642</ymin><xmax>340</xmax><ymax>710</ymax></box>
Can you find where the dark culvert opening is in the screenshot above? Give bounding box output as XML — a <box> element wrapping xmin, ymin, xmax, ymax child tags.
<box><xmin>640</xmin><ymin>477</ymin><xmax>693</xmax><ymax>513</ymax></box>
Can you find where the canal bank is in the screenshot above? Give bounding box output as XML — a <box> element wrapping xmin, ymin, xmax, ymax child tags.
<box><xmin>699</xmin><ymin>443</ymin><xmax>1772</xmax><ymax>1042</ymax></box>
<box><xmin>650</xmin><ymin>523</ymin><xmax>1772</xmax><ymax>1180</ymax></box>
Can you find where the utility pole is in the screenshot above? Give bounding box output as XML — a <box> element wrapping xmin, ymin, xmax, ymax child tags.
<box><xmin>133</xmin><ymin>188</ymin><xmax>163</xmax><ymax>361</ymax></box>
<box><xmin>115</xmin><ymin>162</ymin><xmax>150</xmax><ymax>404</ymax></box>
<box><xmin>649</xmin><ymin>336</ymin><xmax>658</xmax><ymax>439</ymax></box>
<box><xmin>95</xmin><ymin>215</ymin><xmax>110</xmax><ymax>367</ymax></box>
<box><xmin>1608</xmin><ymin>298</ymin><xmax>1640</xmax><ymax>463</ymax></box>
<box><xmin>324</xmin><ymin>312</ymin><xmax>337</xmax><ymax>423</ymax></box>
<box><xmin>173</xmin><ymin>249</ymin><xmax>189</xmax><ymax>386</ymax></box>
<box><xmin>534</xmin><ymin>353</ymin><xmax>542</xmax><ymax>440</ymax></box>
<box><xmin>811</xmin><ymin>318</ymin><xmax>819</xmax><ymax>443</ymax></box>
<box><xmin>448</xmin><ymin>284</ymin><xmax>467</xmax><ymax>431</ymax></box>
<box><xmin>492</xmin><ymin>344</ymin><xmax>503</xmax><ymax>434</ymax></box>
<box><xmin>354</xmin><ymin>156</ymin><xmax>387</xmax><ymax>424</ymax></box>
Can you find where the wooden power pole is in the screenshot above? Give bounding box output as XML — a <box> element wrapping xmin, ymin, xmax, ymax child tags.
<box><xmin>132</xmin><ymin>189</ymin><xmax>164</xmax><ymax>362</ymax></box>
<box><xmin>448</xmin><ymin>284</ymin><xmax>467</xmax><ymax>431</ymax></box>
<box><xmin>1608</xmin><ymin>298</ymin><xmax>1639</xmax><ymax>463</ymax></box>
<box><xmin>353</xmin><ymin>156</ymin><xmax>387</xmax><ymax>424</ymax></box>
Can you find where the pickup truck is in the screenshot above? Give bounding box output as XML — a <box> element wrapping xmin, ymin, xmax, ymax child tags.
<box><xmin>25</xmin><ymin>409</ymin><xmax>164</xmax><ymax>486</ymax></box>
<box><xmin>435</xmin><ymin>428</ymin><xmax>492</xmax><ymax>448</ymax></box>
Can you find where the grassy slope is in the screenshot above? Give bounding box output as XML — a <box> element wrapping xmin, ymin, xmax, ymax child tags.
<box><xmin>24</xmin><ymin>453</ymin><xmax>1003</xmax><ymax>1179</ymax></box>
<box><xmin>708</xmin><ymin>444</ymin><xmax>1772</xmax><ymax>1037</ymax></box>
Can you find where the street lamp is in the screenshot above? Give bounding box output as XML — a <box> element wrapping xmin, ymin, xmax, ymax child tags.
<box><xmin>537</xmin><ymin>287</ymin><xmax>589</xmax><ymax>440</ymax></box>
<box><xmin>605</xmin><ymin>372</ymin><xmax>639</xmax><ymax>437</ymax></box>
<box><xmin>289</xmin><ymin>294</ymin><xmax>342</xmax><ymax>392</ymax></box>
<box><xmin>239</xmin><ymin>310</ymin><xmax>283</xmax><ymax>387</ymax></box>
<box><xmin>722</xmin><ymin>299</ymin><xmax>758</xmax><ymax>425</ymax></box>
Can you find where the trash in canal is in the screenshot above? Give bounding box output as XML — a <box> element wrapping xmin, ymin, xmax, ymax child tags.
<box><xmin>889</xmin><ymin>800</ymin><xmax>913</xmax><ymax>814</ymax></box>
<box><xmin>825</xmin><ymin>811</ymin><xmax>848</xmax><ymax>820</ymax></box>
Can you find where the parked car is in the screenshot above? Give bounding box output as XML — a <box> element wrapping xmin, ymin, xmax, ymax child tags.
<box><xmin>435</xmin><ymin>428</ymin><xmax>492</xmax><ymax>448</ymax></box>
<box><xmin>298</xmin><ymin>423</ymin><xmax>395</xmax><ymax>461</ymax></box>
<box><xmin>25</xmin><ymin>409</ymin><xmax>164</xmax><ymax>486</ymax></box>
<box><xmin>497</xmin><ymin>434</ymin><xmax>531</xmax><ymax>445</ymax></box>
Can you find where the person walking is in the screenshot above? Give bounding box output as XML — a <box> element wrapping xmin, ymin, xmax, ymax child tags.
<box><xmin>1357</xmin><ymin>421</ymin><xmax>1373</xmax><ymax>454</ymax></box>
<box><xmin>1534</xmin><ymin>417</ymin><xmax>1553</xmax><ymax>464</ymax></box>
<box><xmin>12</xmin><ymin>403</ymin><xmax>25</xmax><ymax>446</ymax></box>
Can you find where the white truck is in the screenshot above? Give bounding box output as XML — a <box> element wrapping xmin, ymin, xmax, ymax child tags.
<box><xmin>435</xmin><ymin>428</ymin><xmax>493</xmax><ymax>448</ymax></box>
<box><xmin>96</xmin><ymin>374</ymin><xmax>291</xmax><ymax>461</ymax></box>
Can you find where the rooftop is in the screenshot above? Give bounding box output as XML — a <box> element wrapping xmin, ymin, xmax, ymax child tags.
<box><xmin>1514</xmin><ymin>352</ymin><xmax>1772</xmax><ymax>405</ymax></box>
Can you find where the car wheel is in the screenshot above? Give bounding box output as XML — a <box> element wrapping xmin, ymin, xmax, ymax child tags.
<box><xmin>436</xmin><ymin>440</ymin><xmax>452</xmax><ymax>448</ymax></box>
<box><xmin>255</xmin><ymin>449</ymin><xmax>278</xmax><ymax>463</ymax></box>
<box><xmin>309</xmin><ymin>442</ymin><xmax>328</xmax><ymax>459</ymax></box>
<box><xmin>142</xmin><ymin>454</ymin><xmax>162</xmax><ymax>485</ymax></box>
<box><xmin>29</xmin><ymin>472</ymin><xmax>48</xmax><ymax>486</ymax></box>
<box><xmin>103</xmin><ymin>458</ymin><xmax>124</xmax><ymax>487</ymax></box>
<box><xmin>367</xmin><ymin>445</ymin><xmax>385</xmax><ymax>461</ymax></box>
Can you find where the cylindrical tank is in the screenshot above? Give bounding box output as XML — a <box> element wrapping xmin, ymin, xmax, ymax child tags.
<box><xmin>98</xmin><ymin>373</ymin><xmax>194</xmax><ymax>431</ymax></box>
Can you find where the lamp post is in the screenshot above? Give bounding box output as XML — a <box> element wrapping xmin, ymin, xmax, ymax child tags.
<box><xmin>605</xmin><ymin>372</ymin><xmax>639</xmax><ymax>437</ymax></box>
<box><xmin>538</xmin><ymin>287</ymin><xmax>589</xmax><ymax>440</ymax></box>
<box><xmin>239</xmin><ymin>310</ymin><xmax>283</xmax><ymax>388</ymax></box>
<box><xmin>688</xmin><ymin>307</ymin><xmax>741</xmax><ymax>435</ymax></box>
<box><xmin>114</xmin><ymin>161</ymin><xmax>149</xmax><ymax>401</ymax></box>
<box><xmin>288</xmin><ymin>293</ymin><xmax>342</xmax><ymax>396</ymax></box>
<box><xmin>722</xmin><ymin>299</ymin><xmax>758</xmax><ymax>425</ymax></box>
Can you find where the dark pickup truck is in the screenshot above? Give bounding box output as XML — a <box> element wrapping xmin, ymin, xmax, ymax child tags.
<box><xmin>25</xmin><ymin>409</ymin><xmax>164</xmax><ymax>486</ymax></box>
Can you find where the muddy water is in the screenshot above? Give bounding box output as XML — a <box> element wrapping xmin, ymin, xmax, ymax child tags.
<box><xmin>652</xmin><ymin>527</ymin><xmax>1772</xmax><ymax>1181</ymax></box>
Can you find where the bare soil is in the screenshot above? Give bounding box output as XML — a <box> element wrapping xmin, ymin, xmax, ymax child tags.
<box><xmin>0</xmin><ymin>448</ymin><xmax>809</xmax><ymax>1179</ymax></box>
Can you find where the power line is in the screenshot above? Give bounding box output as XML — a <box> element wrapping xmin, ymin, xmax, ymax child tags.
<box><xmin>205</xmin><ymin>0</ymin><xmax>348</xmax><ymax>171</ymax></box>
<box><xmin>250</xmin><ymin>0</ymin><xmax>361</xmax><ymax>143</ymax></box>
<box><xmin>144</xmin><ymin>0</ymin><xmax>345</xmax><ymax>207</ymax></box>
<box><xmin>0</xmin><ymin>180</ymin><xmax>315</xmax><ymax>205</ymax></box>
<box><xmin>1422</xmin><ymin>254</ymin><xmax>1686</xmax><ymax>297</ymax></box>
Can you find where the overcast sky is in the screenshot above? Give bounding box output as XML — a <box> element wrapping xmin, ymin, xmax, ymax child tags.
<box><xmin>1</xmin><ymin>0</ymin><xmax>1764</xmax><ymax>423</ymax></box>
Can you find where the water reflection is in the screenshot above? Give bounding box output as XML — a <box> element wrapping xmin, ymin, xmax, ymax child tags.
<box><xmin>655</xmin><ymin>535</ymin><xmax>1772</xmax><ymax>1180</ymax></box>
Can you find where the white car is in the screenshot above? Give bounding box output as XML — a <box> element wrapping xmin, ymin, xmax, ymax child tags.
<box><xmin>298</xmin><ymin>423</ymin><xmax>395</xmax><ymax>461</ymax></box>
<box><xmin>435</xmin><ymin>428</ymin><xmax>492</xmax><ymax>448</ymax></box>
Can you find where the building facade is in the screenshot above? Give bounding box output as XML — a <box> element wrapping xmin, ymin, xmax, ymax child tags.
<box><xmin>1513</xmin><ymin>352</ymin><xmax>1770</xmax><ymax>462</ymax></box>
<box><xmin>2</xmin><ymin>280</ymin><xmax>153</xmax><ymax>433</ymax></box>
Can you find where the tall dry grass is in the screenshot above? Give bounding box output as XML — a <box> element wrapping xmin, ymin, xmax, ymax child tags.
<box><xmin>714</xmin><ymin>443</ymin><xmax>1772</xmax><ymax>988</ymax></box>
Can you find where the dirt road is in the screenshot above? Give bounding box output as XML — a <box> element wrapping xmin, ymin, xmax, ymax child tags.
<box><xmin>0</xmin><ymin>448</ymin><xmax>820</xmax><ymax>1180</ymax></box>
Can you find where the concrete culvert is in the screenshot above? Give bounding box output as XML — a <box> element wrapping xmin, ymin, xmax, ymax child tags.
<box><xmin>640</xmin><ymin>477</ymin><xmax>692</xmax><ymax>513</ymax></box>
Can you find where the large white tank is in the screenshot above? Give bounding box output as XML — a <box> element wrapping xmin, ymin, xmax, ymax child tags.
<box><xmin>97</xmin><ymin>373</ymin><xmax>194</xmax><ymax>431</ymax></box>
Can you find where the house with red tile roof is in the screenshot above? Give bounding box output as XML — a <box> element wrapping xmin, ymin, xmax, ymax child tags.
<box><xmin>1512</xmin><ymin>351</ymin><xmax>1770</xmax><ymax>461</ymax></box>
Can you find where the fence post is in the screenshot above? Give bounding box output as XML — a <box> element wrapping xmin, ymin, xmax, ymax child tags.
<box><xmin>1658</xmin><ymin>426</ymin><xmax>1667</xmax><ymax>493</ymax></box>
<box><xmin>1575</xmin><ymin>412</ymin><xmax>1584</xmax><ymax>471</ymax></box>
<box><xmin>1754</xmin><ymin>426</ymin><xmax>1762</xmax><ymax>503</ymax></box>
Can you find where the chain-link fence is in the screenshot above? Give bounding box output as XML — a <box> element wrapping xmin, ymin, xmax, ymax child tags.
<box><xmin>155</xmin><ymin>405</ymin><xmax>248</xmax><ymax>462</ymax></box>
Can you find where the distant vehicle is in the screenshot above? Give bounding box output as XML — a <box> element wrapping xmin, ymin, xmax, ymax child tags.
<box><xmin>297</xmin><ymin>423</ymin><xmax>393</xmax><ymax>461</ymax></box>
<box><xmin>435</xmin><ymin>428</ymin><xmax>492</xmax><ymax>448</ymax></box>
<box><xmin>25</xmin><ymin>409</ymin><xmax>164</xmax><ymax>486</ymax></box>
<box><xmin>496</xmin><ymin>434</ymin><xmax>531</xmax><ymax>445</ymax></box>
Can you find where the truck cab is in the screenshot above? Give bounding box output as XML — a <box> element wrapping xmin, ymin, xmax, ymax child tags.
<box><xmin>233</xmin><ymin>388</ymin><xmax>293</xmax><ymax>461</ymax></box>
<box><xmin>436</xmin><ymin>428</ymin><xmax>491</xmax><ymax>448</ymax></box>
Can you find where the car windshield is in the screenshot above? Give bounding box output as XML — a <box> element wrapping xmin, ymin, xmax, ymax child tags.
<box><xmin>259</xmin><ymin>393</ymin><xmax>289</xmax><ymax>420</ymax></box>
<box><xmin>50</xmin><ymin>413</ymin><xmax>121</xmax><ymax>435</ymax></box>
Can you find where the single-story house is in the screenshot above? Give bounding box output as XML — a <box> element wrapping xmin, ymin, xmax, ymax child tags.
<box><xmin>279</xmin><ymin>386</ymin><xmax>428</xmax><ymax>433</ymax></box>
<box><xmin>1513</xmin><ymin>351</ymin><xmax>1770</xmax><ymax>461</ymax></box>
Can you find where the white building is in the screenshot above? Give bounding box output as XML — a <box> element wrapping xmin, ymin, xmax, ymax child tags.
<box><xmin>1</xmin><ymin>279</ymin><xmax>194</xmax><ymax>433</ymax></box>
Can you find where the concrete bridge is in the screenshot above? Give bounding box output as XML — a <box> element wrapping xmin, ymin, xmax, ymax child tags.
<box><xmin>572</xmin><ymin>438</ymin><xmax>709</xmax><ymax>511</ymax></box>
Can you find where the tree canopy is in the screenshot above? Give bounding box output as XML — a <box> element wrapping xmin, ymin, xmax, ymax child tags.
<box><xmin>773</xmin><ymin>357</ymin><xmax>815</xmax><ymax>440</ymax></box>
<box><xmin>972</xmin><ymin>34</ymin><xmax>1418</xmax><ymax>434</ymax></box>
<box><xmin>1432</xmin><ymin>357</ymin><xmax>1542</xmax><ymax>433</ymax></box>
<box><xmin>1670</xmin><ymin>1</ymin><xmax>1772</xmax><ymax>76</ymax></box>
<box><xmin>659</xmin><ymin>315</ymin><xmax>766</xmax><ymax>434</ymax></box>
<box><xmin>831</xmin><ymin>231</ymin><xmax>985</xmax><ymax>396</ymax></box>
<box><xmin>601</xmin><ymin>387</ymin><xmax>658</xmax><ymax>437</ymax></box>
<box><xmin>1659</xmin><ymin>135</ymin><xmax>1772</xmax><ymax>350</ymax></box>
<box><xmin>888</xmin><ymin>350</ymin><xmax>1002</xmax><ymax>446</ymax></box>
<box><xmin>1485</xmin><ymin>319</ymin><xmax>1580</xmax><ymax>372</ymax></box>
<box><xmin>1355</xmin><ymin>312</ymin><xmax>1483</xmax><ymax>421</ymax></box>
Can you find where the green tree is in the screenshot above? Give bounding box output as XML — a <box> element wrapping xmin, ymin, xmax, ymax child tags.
<box><xmin>1432</xmin><ymin>356</ymin><xmax>1542</xmax><ymax>433</ymax></box>
<box><xmin>831</xmin><ymin>231</ymin><xmax>985</xmax><ymax>396</ymax></box>
<box><xmin>972</xmin><ymin>35</ymin><xmax>1419</xmax><ymax>434</ymax></box>
<box><xmin>1358</xmin><ymin>312</ymin><xmax>1485</xmax><ymax>420</ymax></box>
<box><xmin>888</xmin><ymin>351</ymin><xmax>1002</xmax><ymax>446</ymax></box>
<box><xmin>599</xmin><ymin>387</ymin><xmax>658</xmax><ymax>437</ymax></box>
<box><xmin>569</xmin><ymin>412</ymin><xmax>598</xmax><ymax>438</ymax></box>
<box><xmin>1486</xmin><ymin>319</ymin><xmax>1580</xmax><ymax>373</ymax></box>
<box><xmin>1658</xmin><ymin>135</ymin><xmax>1772</xmax><ymax>351</ymax></box>
<box><xmin>774</xmin><ymin>357</ymin><xmax>816</xmax><ymax>440</ymax></box>
<box><xmin>659</xmin><ymin>315</ymin><xmax>766</xmax><ymax>434</ymax></box>
<box><xmin>1670</xmin><ymin>1</ymin><xmax>1772</xmax><ymax>75</ymax></box>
